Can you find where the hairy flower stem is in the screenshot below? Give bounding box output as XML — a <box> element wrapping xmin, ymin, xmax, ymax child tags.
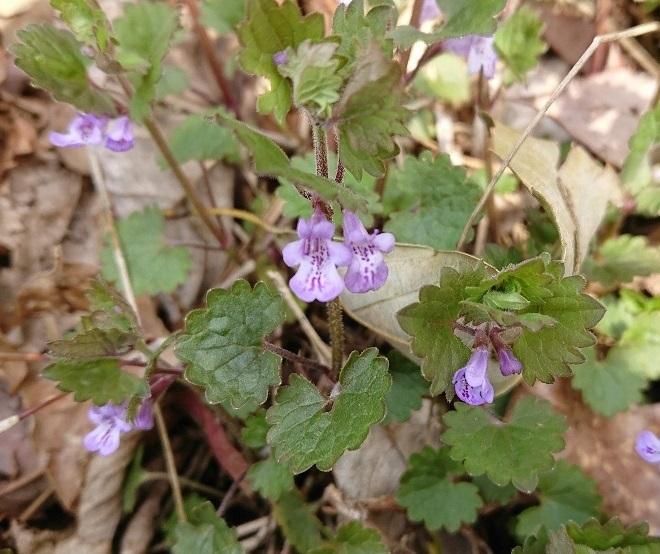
<box><xmin>313</xmin><ymin>124</ymin><xmax>344</xmax><ymax>376</ymax></box>
<box><xmin>263</xmin><ymin>341</ymin><xmax>332</xmax><ymax>374</ymax></box>
<box><xmin>327</xmin><ymin>299</ymin><xmax>344</xmax><ymax>378</ymax></box>
<box><xmin>116</xmin><ymin>75</ymin><xmax>227</xmax><ymax>248</ymax></box>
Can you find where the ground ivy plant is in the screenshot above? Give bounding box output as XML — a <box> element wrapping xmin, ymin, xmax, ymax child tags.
<box><xmin>7</xmin><ymin>0</ymin><xmax>660</xmax><ymax>551</ymax></box>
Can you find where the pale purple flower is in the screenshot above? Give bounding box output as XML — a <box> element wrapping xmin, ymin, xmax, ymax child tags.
<box><xmin>50</xmin><ymin>113</ymin><xmax>135</xmax><ymax>152</ymax></box>
<box><xmin>49</xmin><ymin>113</ymin><xmax>106</xmax><ymax>148</ymax></box>
<box><xmin>133</xmin><ymin>399</ymin><xmax>154</xmax><ymax>430</ymax></box>
<box><xmin>635</xmin><ymin>430</ymin><xmax>660</xmax><ymax>465</ymax></box>
<box><xmin>453</xmin><ymin>346</ymin><xmax>494</xmax><ymax>405</ymax></box>
<box><xmin>283</xmin><ymin>210</ymin><xmax>352</xmax><ymax>302</ymax></box>
<box><xmin>342</xmin><ymin>210</ymin><xmax>394</xmax><ymax>294</ymax></box>
<box><xmin>83</xmin><ymin>404</ymin><xmax>132</xmax><ymax>456</ymax></box>
<box><xmin>273</xmin><ymin>50</ymin><xmax>288</xmax><ymax>66</ymax></box>
<box><xmin>497</xmin><ymin>345</ymin><xmax>523</xmax><ymax>376</ymax></box>
<box><xmin>444</xmin><ymin>35</ymin><xmax>497</xmax><ymax>79</ymax></box>
<box><xmin>104</xmin><ymin>116</ymin><xmax>134</xmax><ymax>152</ymax></box>
<box><xmin>420</xmin><ymin>0</ymin><xmax>441</xmax><ymax>23</ymax></box>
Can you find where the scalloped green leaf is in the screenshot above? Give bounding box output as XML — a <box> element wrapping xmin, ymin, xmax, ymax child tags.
<box><xmin>50</xmin><ymin>0</ymin><xmax>111</xmax><ymax>51</ymax></box>
<box><xmin>515</xmin><ymin>461</ymin><xmax>602</xmax><ymax>540</ymax></box>
<box><xmin>237</xmin><ymin>0</ymin><xmax>324</xmax><ymax>122</ymax></box>
<box><xmin>168</xmin><ymin>114</ymin><xmax>239</xmax><ymax>164</ymax></box>
<box><xmin>267</xmin><ymin>348</ymin><xmax>390</xmax><ymax>473</ymax></box>
<box><xmin>436</xmin><ymin>0</ymin><xmax>507</xmax><ymax>38</ymax></box>
<box><xmin>494</xmin><ymin>6</ymin><xmax>547</xmax><ymax>81</ymax></box>
<box><xmin>247</xmin><ymin>455</ymin><xmax>294</xmax><ymax>501</ymax></box>
<box><xmin>172</xmin><ymin>500</ymin><xmax>242</xmax><ymax>554</ymax></box>
<box><xmin>176</xmin><ymin>280</ymin><xmax>285</xmax><ymax>412</ymax></box>
<box><xmin>383</xmin><ymin>351</ymin><xmax>427</xmax><ymax>424</ymax></box>
<box><xmin>43</xmin><ymin>358</ymin><xmax>148</xmax><ymax>405</ymax></box>
<box><xmin>273</xmin><ymin>490</ymin><xmax>323</xmax><ymax>553</ymax></box>
<box><xmin>309</xmin><ymin>522</ymin><xmax>388</xmax><ymax>554</ymax></box>
<box><xmin>396</xmin><ymin>446</ymin><xmax>483</xmax><ymax>532</ymax></box>
<box><xmin>442</xmin><ymin>397</ymin><xmax>567</xmax><ymax>491</ymax></box>
<box><xmin>101</xmin><ymin>206</ymin><xmax>192</xmax><ymax>295</ymax></box>
<box><xmin>383</xmin><ymin>152</ymin><xmax>481</xmax><ymax>249</ymax></box>
<box><xmin>11</xmin><ymin>24</ymin><xmax>115</xmax><ymax>113</ymax></box>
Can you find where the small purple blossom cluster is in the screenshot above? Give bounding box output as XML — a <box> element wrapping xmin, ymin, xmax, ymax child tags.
<box><xmin>50</xmin><ymin>113</ymin><xmax>135</xmax><ymax>153</ymax></box>
<box><xmin>452</xmin><ymin>330</ymin><xmax>522</xmax><ymax>406</ymax></box>
<box><xmin>283</xmin><ymin>209</ymin><xmax>394</xmax><ymax>303</ymax></box>
<box><xmin>635</xmin><ymin>430</ymin><xmax>660</xmax><ymax>466</ymax></box>
<box><xmin>443</xmin><ymin>35</ymin><xmax>498</xmax><ymax>80</ymax></box>
<box><xmin>84</xmin><ymin>399</ymin><xmax>153</xmax><ymax>456</ymax></box>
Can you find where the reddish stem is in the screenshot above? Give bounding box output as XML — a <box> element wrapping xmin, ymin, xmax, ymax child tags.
<box><xmin>178</xmin><ymin>388</ymin><xmax>249</xmax><ymax>484</ymax></box>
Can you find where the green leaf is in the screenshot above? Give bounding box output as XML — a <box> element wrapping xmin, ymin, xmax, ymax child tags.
<box><xmin>397</xmin><ymin>264</ymin><xmax>488</xmax><ymax>396</ymax></box>
<box><xmin>621</xmin><ymin>106</ymin><xmax>660</xmax><ymax>217</ymax></box>
<box><xmin>309</xmin><ymin>522</ymin><xmax>388</xmax><ymax>554</ymax></box>
<box><xmin>113</xmin><ymin>2</ymin><xmax>179</xmax><ymax>120</ymax></box>
<box><xmin>472</xmin><ymin>475</ymin><xmax>517</xmax><ymax>504</ymax></box>
<box><xmin>436</xmin><ymin>0</ymin><xmax>507</xmax><ymax>38</ymax></box>
<box><xmin>412</xmin><ymin>53</ymin><xmax>470</xmax><ymax>106</ymax></box>
<box><xmin>442</xmin><ymin>397</ymin><xmax>567</xmax><ymax>491</ymax></box>
<box><xmin>173</xmin><ymin>501</ymin><xmax>242</xmax><ymax>554</ymax></box>
<box><xmin>572</xmin><ymin>346</ymin><xmax>647</xmax><ymax>417</ymax></box>
<box><xmin>335</xmin><ymin>43</ymin><xmax>408</xmax><ymax>179</ymax></box>
<box><xmin>275</xmin><ymin>182</ymin><xmax>313</xmax><ymax>219</ymax></box>
<box><xmin>273</xmin><ymin>490</ymin><xmax>323</xmax><ymax>553</ymax></box>
<box><xmin>216</xmin><ymin>113</ymin><xmax>367</xmax><ymax>213</ymax></box>
<box><xmin>383</xmin><ymin>152</ymin><xmax>481</xmax><ymax>249</ymax></box>
<box><xmin>11</xmin><ymin>24</ymin><xmax>115</xmax><ymax>113</ymax></box>
<box><xmin>582</xmin><ymin>235</ymin><xmax>660</xmax><ymax>287</ymax></box>
<box><xmin>267</xmin><ymin>348</ymin><xmax>390</xmax><ymax>473</ymax></box>
<box><xmin>168</xmin><ymin>114</ymin><xmax>240</xmax><ymax>164</ymax></box>
<box><xmin>396</xmin><ymin>446</ymin><xmax>483</xmax><ymax>532</ymax></box>
<box><xmin>155</xmin><ymin>65</ymin><xmax>189</xmax><ymax>99</ymax></box>
<box><xmin>383</xmin><ymin>352</ymin><xmax>427</xmax><ymax>424</ymax></box>
<box><xmin>566</xmin><ymin>517</ymin><xmax>660</xmax><ymax>550</ymax></box>
<box><xmin>515</xmin><ymin>461</ymin><xmax>602</xmax><ymax>540</ymax></box>
<box><xmin>101</xmin><ymin>206</ymin><xmax>192</xmax><ymax>295</ymax></box>
<box><xmin>176</xmin><ymin>280</ymin><xmax>285</xmax><ymax>411</ymax></box>
<box><xmin>201</xmin><ymin>0</ymin><xmax>246</xmax><ymax>34</ymax></box>
<box><xmin>241</xmin><ymin>409</ymin><xmax>269</xmax><ymax>448</ymax></box>
<box><xmin>277</xmin><ymin>40</ymin><xmax>343</xmax><ymax>116</ymax></box>
<box><xmin>613</xmin><ymin>310</ymin><xmax>660</xmax><ymax>379</ymax></box>
<box><xmin>50</xmin><ymin>0</ymin><xmax>111</xmax><ymax>51</ymax></box>
<box><xmin>247</xmin><ymin>455</ymin><xmax>294</xmax><ymax>501</ymax></box>
<box><xmin>237</xmin><ymin>0</ymin><xmax>324</xmax><ymax>122</ymax></box>
<box><xmin>494</xmin><ymin>7</ymin><xmax>547</xmax><ymax>82</ymax></box>
<box><xmin>43</xmin><ymin>358</ymin><xmax>148</xmax><ymax>405</ymax></box>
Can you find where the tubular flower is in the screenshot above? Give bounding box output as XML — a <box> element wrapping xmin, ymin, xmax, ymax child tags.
<box><xmin>50</xmin><ymin>113</ymin><xmax>135</xmax><ymax>152</ymax></box>
<box><xmin>342</xmin><ymin>210</ymin><xmax>395</xmax><ymax>294</ymax></box>
<box><xmin>453</xmin><ymin>346</ymin><xmax>494</xmax><ymax>405</ymax></box>
<box><xmin>635</xmin><ymin>430</ymin><xmax>660</xmax><ymax>465</ymax></box>
<box><xmin>443</xmin><ymin>35</ymin><xmax>497</xmax><ymax>79</ymax></box>
<box><xmin>496</xmin><ymin>344</ymin><xmax>523</xmax><ymax>376</ymax></box>
<box><xmin>283</xmin><ymin>210</ymin><xmax>352</xmax><ymax>302</ymax></box>
<box><xmin>83</xmin><ymin>404</ymin><xmax>133</xmax><ymax>456</ymax></box>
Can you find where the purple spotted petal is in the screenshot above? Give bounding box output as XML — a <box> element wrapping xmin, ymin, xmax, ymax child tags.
<box><xmin>284</xmin><ymin>210</ymin><xmax>351</xmax><ymax>302</ymax></box>
<box><xmin>343</xmin><ymin>211</ymin><xmax>395</xmax><ymax>294</ymax></box>
<box><xmin>635</xmin><ymin>430</ymin><xmax>660</xmax><ymax>464</ymax></box>
<box><xmin>464</xmin><ymin>346</ymin><xmax>489</xmax><ymax>387</ymax></box>
<box><xmin>84</xmin><ymin>422</ymin><xmax>122</xmax><ymax>456</ymax></box>
<box><xmin>453</xmin><ymin>367</ymin><xmax>494</xmax><ymax>406</ymax></box>
<box><xmin>133</xmin><ymin>399</ymin><xmax>154</xmax><ymax>430</ymax></box>
<box><xmin>49</xmin><ymin>113</ymin><xmax>106</xmax><ymax>148</ymax></box>
<box><xmin>105</xmin><ymin>116</ymin><xmax>134</xmax><ymax>152</ymax></box>
<box><xmin>498</xmin><ymin>346</ymin><xmax>523</xmax><ymax>376</ymax></box>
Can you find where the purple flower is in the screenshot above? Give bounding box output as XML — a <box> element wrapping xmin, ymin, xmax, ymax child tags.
<box><xmin>50</xmin><ymin>113</ymin><xmax>135</xmax><ymax>152</ymax></box>
<box><xmin>635</xmin><ymin>430</ymin><xmax>660</xmax><ymax>465</ymax></box>
<box><xmin>420</xmin><ymin>0</ymin><xmax>441</xmax><ymax>23</ymax></box>
<box><xmin>497</xmin><ymin>345</ymin><xmax>523</xmax><ymax>376</ymax></box>
<box><xmin>133</xmin><ymin>398</ymin><xmax>154</xmax><ymax>430</ymax></box>
<box><xmin>342</xmin><ymin>211</ymin><xmax>395</xmax><ymax>294</ymax></box>
<box><xmin>83</xmin><ymin>404</ymin><xmax>132</xmax><ymax>456</ymax></box>
<box><xmin>49</xmin><ymin>113</ymin><xmax>106</xmax><ymax>148</ymax></box>
<box><xmin>452</xmin><ymin>346</ymin><xmax>494</xmax><ymax>405</ymax></box>
<box><xmin>104</xmin><ymin>116</ymin><xmax>134</xmax><ymax>152</ymax></box>
<box><xmin>283</xmin><ymin>210</ymin><xmax>352</xmax><ymax>302</ymax></box>
<box><xmin>443</xmin><ymin>35</ymin><xmax>497</xmax><ymax>79</ymax></box>
<box><xmin>273</xmin><ymin>50</ymin><xmax>288</xmax><ymax>66</ymax></box>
